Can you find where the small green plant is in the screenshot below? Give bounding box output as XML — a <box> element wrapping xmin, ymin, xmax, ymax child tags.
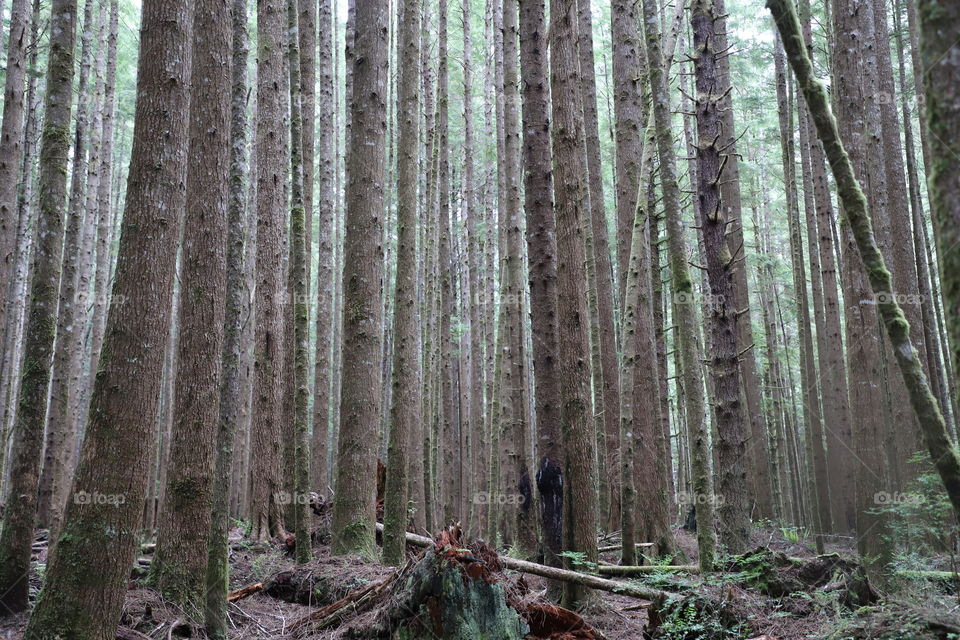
<box><xmin>657</xmin><ymin>600</ymin><xmax>750</xmax><ymax>639</ymax></box>
<box><xmin>558</xmin><ymin>550</ymin><xmax>597</xmax><ymax>573</ymax></box>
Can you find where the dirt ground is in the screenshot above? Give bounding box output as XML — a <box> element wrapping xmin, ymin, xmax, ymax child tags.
<box><xmin>1</xmin><ymin>521</ymin><xmax>957</xmax><ymax>640</ymax></box>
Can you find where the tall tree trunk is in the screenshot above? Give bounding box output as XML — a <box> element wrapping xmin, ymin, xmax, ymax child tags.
<box><xmin>287</xmin><ymin>0</ymin><xmax>312</xmax><ymax>564</ymax></box>
<box><xmin>206</xmin><ymin>0</ymin><xmax>251</xmax><ymax>635</ymax></box>
<box><xmin>331</xmin><ymin>0</ymin><xmax>388</xmax><ymax>555</ymax></box>
<box><xmin>0</xmin><ymin>0</ymin><xmax>78</xmax><ymax>614</ymax></box>
<box><xmin>37</xmin><ymin>0</ymin><xmax>97</xmax><ymax>532</ymax></box>
<box><xmin>494</xmin><ymin>0</ymin><xmax>533</xmax><ymax>550</ymax></box>
<box><xmin>382</xmin><ymin>0</ymin><xmax>420</xmax><ymax>563</ymax></box>
<box><xmin>21</xmin><ymin>0</ymin><xmax>193</xmax><ymax>633</ymax></box>
<box><xmin>0</xmin><ymin>0</ymin><xmax>31</xmax><ymax>357</ymax></box>
<box><xmin>642</xmin><ymin>0</ymin><xmax>716</xmax><ymax>571</ymax></box>
<box><xmin>248</xmin><ymin>0</ymin><xmax>291</xmax><ymax>543</ymax></box>
<box><xmin>691</xmin><ymin>0</ymin><xmax>751</xmax><ymax>553</ymax></box>
<box><xmin>549</xmin><ymin>0</ymin><xmax>598</xmax><ymax>605</ymax></box>
<box><xmin>299</xmin><ymin>0</ymin><xmax>316</xmax><ymax>296</ymax></box>
<box><xmin>518</xmin><ymin>0</ymin><xmax>561</xmax><ymax>566</ymax></box>
<box><xmin>576</xmin><ymin>0</ymin><xmax>620</xmax><ymax>533</ymax></box>
<box><xmin>312</xmin><ymin>0</ymin><xmax>336</xmax><ymax>494</ymax></box>
<box><xmin>152</xmin><ymin>0</ymin><xmax>231</xmax><ymax>609</ymax></box>
<box><xmin>917</xmin><ymin>0</ymin><xmax>960</xmax><ymax>440</ymax></box>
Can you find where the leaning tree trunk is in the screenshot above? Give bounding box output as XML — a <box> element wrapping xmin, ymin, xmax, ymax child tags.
<box><xmin>0</xmin><ymin>0</ymin><xmax>78</xmax><ymax>615</ymax></box>
<box><xmin>151</xmin><ymin>0</ymin><xmax>231</xmax><ymax>612</ymax></box>
<box><xmin>917</xmin><ymin>0</ymin><xmax>960</xmax><ymax>425</ymax></box>
<box><xmin>21</xmin><ymin>0</ymin><xmax>194</xmax><ymax>635</ymax></box>
<box><xmin>549</xmin><ymin>0</ymin><xmax>599</xmax><ymax>607</ymax></box>
<box><xmin>331</xmin><ymin>0</ymin><xmax>388</xmax><ymax>555</ymax></box>
<box><xmin>768</xmin><ymin>0</ymin><xmax>960</xmax><ymax>527</ymax></box>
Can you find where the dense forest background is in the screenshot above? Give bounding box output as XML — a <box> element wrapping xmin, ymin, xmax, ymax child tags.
<box><xmin>0</xmin><ymin>0</ymin><xmax>958</xmax><ymax>637</ymax></box>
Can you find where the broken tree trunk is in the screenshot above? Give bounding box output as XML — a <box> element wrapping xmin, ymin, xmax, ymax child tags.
<box><xmin>376</xmin><ymin>523</ymin><xmax>673</xmax><ymax>602</ymax></box>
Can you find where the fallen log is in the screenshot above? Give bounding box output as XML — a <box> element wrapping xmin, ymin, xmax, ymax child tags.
<box><xmin>227</xmin><ymin>582</ymin><xmax>264</xmax><ymax>602</ymax></box>
<box><xmin>288</xmin><ymin>569</ymin><xmax>401</xmax><ymax>633</ymax></box>
<box><xmin>376</xmin><ymin>523</ymin><xmax>672</xmax><ymax>603</ymax></box>
<box><xmin>597</xmin><ymin>543</ymin><xmax>655</xmax><ymax>553</ymax></box>
<box><xmin>597</xmin><ymin>564</ymin><xmax>699</xmax><ymax>576</ymax></box>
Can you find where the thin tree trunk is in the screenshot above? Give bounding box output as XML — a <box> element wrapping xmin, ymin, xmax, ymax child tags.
<box><xmin>0</xmin><ymin>0</ymin><xmax>78</xmax><ymax>614</ymax></box>
<box><xmin>312</xmin><ymin>0</ymin><xmax>336</xmax><ymax>495</ymax></box>
<box><xmin>0</xmin><ymin>0</ymin><xmax>31</xmax><ymax>356</ymax></box>
<box><xmin>382</xmin><ymin>0</ymin><xmax>421</xmax><ymax>563</ymax></box>
<box><xmin>205</xmin><ymin>0</ymin><xmax>251</xmax><ymax>635</ymax></box>
<box><xmin>642</xmin><ymin>0</ymin><xmax>715</xmax><ymax>571</ymax></box>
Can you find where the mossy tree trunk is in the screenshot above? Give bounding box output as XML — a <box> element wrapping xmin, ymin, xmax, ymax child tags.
<box><xmin>21</xmin><ymin>0</ymin><xmax>193</xmax><ymax>634</ymax></box>
<box><xmin>0</xmin><ymin>0</ymin><xmax>77</xmax><ymax>615</ymax></box>
<box><xmin>769</xmin><ymin>0</ymin><xmax>960</xmax><ymax>532</ymax></box>
<box><xmin>152</xmin><ymin>0</ymin><xmax>232</xmax><ymax>610</ymax></box>
<box><xmin>37</xmin><ymin>0</ymin><xmax>97</xmax><ymax>532</ymax></box>
<box><xmin>206</xmin><ymin>0</ymin><xmax>251</xmax><ymax>635</ymax></box>
<box><xmin>287</xmin><ymin>0</ymin><xmax>312</xmax><ymax>566</ymax></box>
<box><xmin>917</xmin><ymin>0</ymin><xmax>960</xmax><ymax>440</ymax></box>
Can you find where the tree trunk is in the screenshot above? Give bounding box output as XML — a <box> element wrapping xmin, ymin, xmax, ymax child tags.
<box><xmin>519</xmin><ymin>0</ymin><xmax>561</xmax><ymax>567</ymax></box>
<box><xmin>690</xmin><ymin>0</ymin><xmax>752</xmax><ymax>553</ymax></box>
<box><xmin>549</xmin><ymin>0</ymin><xmax>598</xmax><ymax>606</ymax></box>
<box><xmin>917</xmin><ymin>0</ymin><xmax>960</xmax><ymax>441</ymax></box>
<box><xmin>643</xmin><ymin>0</ymin><xmax>716</xmax><ymax>571</ymax></box>
<box><xmin>249</xmin><ymin>0</ymin><xmax>291</xmax><ymax>543</ymax></box>
<box><xmin>0</xmin><ymin>0</ymin><xmax>78</xmax><ymax>614</ymax></box>
<box><xmin>21</xmin><ymin>0</ymin><xmax>193</xmax><ymax>634</ymax></box>
<box><xmin>0</xmin><ymin>0</ymin><xmax>31</xmax><ymax>356</ymax></box>
<box><xmin>152</xmin><ymin>0</ymin><xmax>231</xmax><ymax>609</ymax></box>
<box><xmin>382</xmin><ymin>0</ymin><xmax>420</xmax><ymax>566</ymax></box>
<box><xmin>331</xmin><ymin>0</ymin><xmax>388</xmax><ymax>555</ymax></box>
<box><xmin>206</xmin><ymin>0</ymin><xmax>251</xmax><ymax>636</ymax></box>
<box><xmin>312</xmin><ymin>0</ymin><xmax>336</xmax><ymax>496</ymax></box>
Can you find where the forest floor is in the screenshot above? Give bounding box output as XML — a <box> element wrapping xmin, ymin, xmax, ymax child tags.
<box><xmin>2</xmin><ymin>516</ymin><xmax>958</xmax><ymax>639</ymax></box>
